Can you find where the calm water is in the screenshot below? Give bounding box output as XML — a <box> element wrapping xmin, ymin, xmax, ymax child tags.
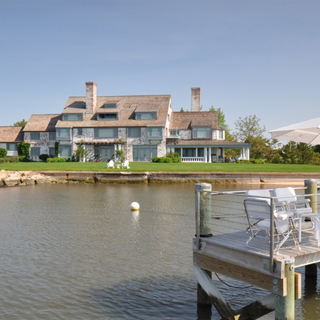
<box><xmin>0</xmin><ymin>183</ymin><xmax>319</xmax><ymax>319</ymax></box>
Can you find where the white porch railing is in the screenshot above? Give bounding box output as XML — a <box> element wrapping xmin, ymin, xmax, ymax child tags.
<box><xmin>182</xmin><ymin>157</ymin><xmax>205</xmax><ymax>162</ymax></box>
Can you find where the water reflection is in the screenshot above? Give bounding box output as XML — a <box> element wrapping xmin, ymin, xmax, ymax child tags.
<box><xmin>0</xmin><ymin>183</ymin><xmax>318</xmax><ymax>319</ymax></box>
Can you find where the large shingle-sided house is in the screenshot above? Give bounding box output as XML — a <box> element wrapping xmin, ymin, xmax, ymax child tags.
<box><xmin>0</xmin><ymin>82</ymin><xmax>250</xmax><ymax>162</ymax></box>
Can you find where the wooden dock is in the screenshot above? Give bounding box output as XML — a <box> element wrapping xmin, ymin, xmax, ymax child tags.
<box><xmin>193</xmin><ymin>181</ymin><xmax>320</xmax><ymax>320</ymax></box>
<box><xmin>193</xmin><ymin>227</ymin><xmax>320</xmax><ymax>297</ymax></box>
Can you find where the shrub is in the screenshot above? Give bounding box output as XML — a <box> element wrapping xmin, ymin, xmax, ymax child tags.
<box><xmin>152</xmin><ymin>157</ymin><xmax>160</xmax><ymax>163</ymax></box>
<box><xmin>0</xmin><ymin>158</ymin><xmax>9</xmax><ymax>163</ymax></box>
<box><xmin>0</xmin><ymin>148</ymin><xmax>7</xmax><ymax>158</ymax></box>
<box><xmin>39</xmin><ymin>154</ymin><xmax>49</xmax><ymax>161</ymax></box>
<box><xmin>47</xmin><ymin>157</ymin><xmax>69</xmax><ymax>163</ymax></box>
<box><xmin>159</xmin><ymin>157</ymin><xmax>165</xmax><ymax>163</ymax></box>
<box><xmin>164</xmin><ymin>157</ymin><xmax>172</xmax><ymax>163</ymax></box>
<box><xmin>19</xmin><ymin>155</ymin><xmax>29</xmax><ymax>162</ymax></box>
<box><xmin>166</xmin><ymin>152</ymin><xmax>181</xmax><ymax>163</ymax></box>
<box><xmin>9</xmin><ymin>156</ymin><xmax>19</xmax><ymax>163</ymax></box>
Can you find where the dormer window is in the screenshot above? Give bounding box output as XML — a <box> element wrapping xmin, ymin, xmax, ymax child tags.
<box><xmin>136</xmin><ymin>112</ymin><xmax>157</xmax><ymax>120</ymax></box>
<box><xmin>97</xmin><ymin>113</ymin><xmax>118</xmax><ymax>121</ymax></box>
<box><xmin>192</xmin><ymin>127</ymin><xmax>211</xmax><ymax>139</ymax></box>
<box><xmin>62</xmin><ymin>114</ymin><xmax>83</xmax><ymax>121</ymax></box>
<box><xmin>102</xmin><ymin>103</ymin><xmax>117</xmax><ymax>108</ymax></box>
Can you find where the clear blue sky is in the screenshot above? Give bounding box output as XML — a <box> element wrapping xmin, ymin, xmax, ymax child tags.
<box><xmin>1</xmin><ymin>0</ymin><xmax>319</xmax><ymax>138</ymax></box>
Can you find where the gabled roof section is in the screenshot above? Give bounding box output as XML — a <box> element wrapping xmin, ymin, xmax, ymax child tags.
<box><xmin>0</xmin><ymin>126</ymin><xmax>24</xmax><ymax>142</ymax></box>
<box><xmin>24</xmin><ymin>114</ymin><xmax>61</xmax><ymax>132</ymax></box>
<box><xmin>61</xmin><ymin>98</ymin><xmax>86</xmax><ymax>114</ymax></box>
<box><xmin>56</xmin><ymin>95</ymin><xmax>171</xmax><ymax>128</ymax></box>
<box><xmin>170</xmin><ymin>111</ymin><xmax>218</xmax><ymax>130</ymax></box>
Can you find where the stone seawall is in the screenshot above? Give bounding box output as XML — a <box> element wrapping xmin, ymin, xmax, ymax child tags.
<box><xmin>40</xmin><ymin>171</ymin><xmax>320</xmax><ymax>185</ymax></box>
<box><xmin>1</xmin><ymin>170</ymin><xmax>320</xmax><ymax>187</ymax></box>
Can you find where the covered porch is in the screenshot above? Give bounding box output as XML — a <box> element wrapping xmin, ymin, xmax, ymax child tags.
<box><xmin>75</xmin><ymin>141</ymin><xmax>125</xmax><ymax>162</ymax></box>
<box><xmin>166</xmin><ymin>140</ymin><xmax>251</xmax><ymax>163</ymax></box>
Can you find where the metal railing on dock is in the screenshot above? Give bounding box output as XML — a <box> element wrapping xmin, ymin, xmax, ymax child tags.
<box><xmin>195</xmin><ymin>183</ymin><xmax>320</xmax><ymax>273</ymax></box>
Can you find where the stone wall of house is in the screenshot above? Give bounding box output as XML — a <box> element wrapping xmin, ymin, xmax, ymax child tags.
<box><xmin>179</xmin><ymin>130</ymin><xmax>191</xmax><ymax>140</ymax></box>
<box><xmin>24</xmin><ymin>132</ymin><xmax>56</xmax><ymax>159</ymax></box>
<box><xmin>125</xmin><ymin>127</ymin><xmax>165</xmax><ymax>161</ymax></box>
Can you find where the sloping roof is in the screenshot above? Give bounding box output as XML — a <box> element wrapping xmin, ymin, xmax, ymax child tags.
<box><xmin>170</xmin><ymin>112</ymin><xmax>218</xmax><ymax>130</ymax></box>
<box><xmin>0</xmin><ymin>126</ymin><xmax>24</xmax><ymax>142</ymax></box>
<box><xmin>135</xmin><ymin>104</ymin><xmax>160</xmax><ymax>112</ymax></box>
<box><xmin>61</xmin><ymin>99</ymin><xmax>86</xmax><ymax>114</ymax></box>
<box><xmin>56</xmin><ymin>95</ymin><xmax>171</xmax><ymax>128</ymax></box>
<box><xmin>24</xmin><ymin>114</ymin><xmax>61</xmax><ymax>132</ymax></box>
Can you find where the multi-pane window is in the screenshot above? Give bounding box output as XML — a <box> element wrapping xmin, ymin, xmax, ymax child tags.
<box><xmin>49</xmin><ymin>132</ymin><xmax>56</xmax><ymax>140</ymax></box>
<box><xmin>59</xmin><ymin>145</ymin><xmax>72</xmax><ymax>158</ymax></box>
<box><xmin>30</xmin><ymin>132</ymin><xmax>40</xmax><ymax>140</ymax></box>
<box><xmin>128</xmin><ymin>127</ymin><xmax>141</xmax><ymax>138</ymax></box>
<box><xmin>133</xmin><ymin>145</ymin><xmax>157</xmax><ymax>161</ymax></box>
<box><xmin>97</xmin><ymin>113</ymin><xmax>118</xmax><ymax>121</ymax></box>
<box><xmin>7</xmin><ymin>143</ymin><xmax>17</xmax><ymax>151</ymax></box>
<box><xmin>218</xmin><ymin>130</ymin><xmax>224</xmax><ymax>139</ymax></box>
<box><xmin>147</xmin><ymin>127</ymin><xmax>162</xmax><ymax>139</ymax></box>
<box><xmin>56</xmin><ymin>128</ymin><xmax>71</xmax><ymax>140</ymax></box>
<box><xmin>192</xmin><ymin>127</ymin><xmax>211</xmax><ymax>139</ymax></box>
<box><xmin>135</xmin><ymin>112</ymin><xmax>157</xmax><ymax>120</ymax></box>
<box><xmin>94</xmin><ymin>128</ymin><xmax>118</xmax><ymax>138</ymax></box>
<box><xmin>62</xmin><ymin>114</ymin><xmax>83</xmax><ymax>121</ymax></box>
<box><xmin>77</xmin><ymin>128</ymin><xmax>83</xmax><ymax>136</ymax></box>
<box><xmin>30</xmin><ymin>147</ymin><xmax>40</xmax><ymax>157</ymax></box>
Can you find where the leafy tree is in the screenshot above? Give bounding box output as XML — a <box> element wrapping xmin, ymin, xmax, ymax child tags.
<box><xmin>279</xmin><ymin>142</ymin><xmax>314</xmax><ymax>164</ymax></box>
<box><xmin>233</xmin><ymin>115</ymin><xmax>266</xmax><ymax>142</ymax></box>
<box><xmin>54</xmin><ymin>141</ymin><xmax>59</xmax><ymax>157</ymax></box>
<box><xmin>296</xmin><ymin>143</ymin><xmax>314</xmax><ymax>164</ymax></box>
<box><xmin>13</xmin><ymin>119</ymin><xmax>27</xmax><ymax>127</ymax></box>
<box><xmin>0</xmin><ymin>148</ymin><xmax>7</xmax><ymax>158</ymax></box>
<box><xmin>209</xmin><ymin>106</ymin><xmax>233</xmax><ymax>140</ymax></box>
<box><xmin>17</xmin><ymin>142</ymin><xmax>30</xmax><ymax>158</ymax></box>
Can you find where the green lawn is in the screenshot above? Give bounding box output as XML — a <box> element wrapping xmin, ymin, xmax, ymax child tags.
<box><xmin>1</xmin><ymin>161</ymin><xmax>320</xmax><ymax>172</ymax></box>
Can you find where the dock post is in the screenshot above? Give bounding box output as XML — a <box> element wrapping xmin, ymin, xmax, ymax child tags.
<box><xmin>305</xmin><ymin>179</ymin><xmax>317</xmax><ymax>213</ymax></box>
<box><xmin>195</xmin><ymin>183</ymin><xmax>212</xmax><ymax>307</ymax></box>
<box><xmin>304</xmin><ymin>179</ymin><xmax>318</xmax><ymax>278</ymax></box>
<box><xmin>275</xmin><ymin>258</ymin><xmax>295</xmax><ymax>320</ymax></box>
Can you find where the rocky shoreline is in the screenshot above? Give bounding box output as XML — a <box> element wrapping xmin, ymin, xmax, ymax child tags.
<box><xmin>1</xmin><ymin>170</ymin><xmax>320</xmax><ymax>187</ymax></box>
<box><xmin>0</xmin><ymin>170</ymin><xmax>52</xmax><ymax>187</ymax></box>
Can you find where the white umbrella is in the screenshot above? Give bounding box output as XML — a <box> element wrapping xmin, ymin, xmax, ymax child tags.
<box><xmin>269</xmin><ymin>117</ymin><xmax>320</xmax><ymax>146</ymax></box>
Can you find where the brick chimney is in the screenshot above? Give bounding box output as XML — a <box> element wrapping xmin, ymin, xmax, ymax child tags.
<box><xmin>191</xmin><ymin>87</ymin><xmax>201</xmax><ymax>112</ymax></box>
<box><xmin>86</xmin><ymin>82</ymin><xmax>97</xmax><ymax>113</ymax></box>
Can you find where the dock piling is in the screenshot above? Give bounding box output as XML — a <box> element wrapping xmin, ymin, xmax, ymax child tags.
<box><xmin>304</xmin><ymin>179</ymin><xmax>318</xmax><ymax>278</ymax></box>
<box><xmin>275</xmin><ymin>258</ymin><xmax>295</xmax><ymax>320</ymax></box>
<box><xmin>195</xmin><ymin>183</ymin><xmax>212</xmax><ymax>308</ymax></box>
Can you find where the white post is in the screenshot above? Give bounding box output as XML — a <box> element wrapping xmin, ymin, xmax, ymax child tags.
<box><xmin>208</xmin><ymin>147</ymin><xmax>212</xmax><ymax>163</ymax></box>
<box><xmin>114</xmin><ymin>144</ymin><xmax>117</xmax><ymax>161</ymax></box>
<box><xmin>204</xmin><ymin>148</ymin><xmax>207</xmax><ymax>163</ymax></box>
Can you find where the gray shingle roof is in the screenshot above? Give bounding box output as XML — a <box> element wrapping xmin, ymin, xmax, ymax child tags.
<box><xmin>170</xmin><ymin>112</ymin><xmax>218</xmax><ymax>130</ymax></box>
<box><xmin>0</xmin><ymin>126</ymin><xmax>24</xmax><ymax>142</ymax></box>
<box><xmin>56</xmin><ymin>95</ymin><xmax>171</xmax><ymax>128</ymax></box>
<box><xmin>24</xmin><ymin>114</ymin><xmax>61</xmax><ymax>132</ymax></box>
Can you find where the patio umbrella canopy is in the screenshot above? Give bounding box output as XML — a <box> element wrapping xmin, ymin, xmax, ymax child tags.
<box><xmin>269</xmin><ymin>117</ymin><xmax>320</xmax><ymax>145</ymax></box>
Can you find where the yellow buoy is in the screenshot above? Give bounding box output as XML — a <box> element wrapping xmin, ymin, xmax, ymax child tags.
<box><xmin>130</xmin><ymin>202</ymin><xmax>140</xmax><ymax>211</ymax></box>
